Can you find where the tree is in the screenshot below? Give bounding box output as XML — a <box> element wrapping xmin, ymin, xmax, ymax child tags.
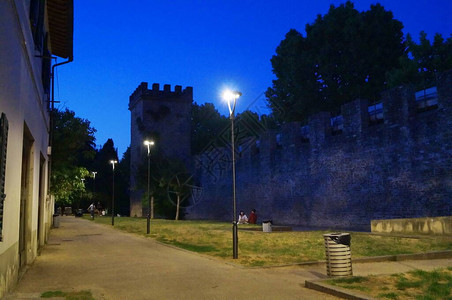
<box><xmin>116</xmin><ymin>147</ymin><xmax>131</xmax><ymax>216</ymax></box>
<box><xmin>387</xmin><ymin>32</ymin><xmax>452</xmax><ymax>89</ymax></box>
<box><xmin>51</xmin><ymin>109</ymin><xmax>96</xmax><ymax>207</ymax></box>
<box><xmin>166</xmin><ymin>172</ymin><xmax>193</xmax><ymax>221</ymax></box>
<box><xmin>90</xmin><ymin>139</ymin><xmax>119</xmax><ymax>213</ymax></box>
<box><xmin>191</xmin><ymin>102</ymin><xmax>229</xmax><ymax>155</ymax></box>
<box><xmin>266</xmin><ymin>1</ymin><xmax>405</xmax><ymax>122</ymax></box>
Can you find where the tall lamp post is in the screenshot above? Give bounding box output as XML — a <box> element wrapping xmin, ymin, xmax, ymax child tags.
<box><xmin>92</xmin><ymin>171</ymin><xmax>97</xmax><ymax>218</ymax></box>
<box><xmin>110</xmin><ymin>160</ymin><xmax>117</xmax><ymax>226</ymax></box>
<box><xmin>222</xmin><ymin>89</ymin><xmax>242</xmax><ymax>259</ymax></box>
<box><xmin>143</xmin><ymin>140</ymin><xmax>154</xmax><ymax>234</ymax></box>
<box><xmin>92</xmin><ymin>171</ymin><xmax>97</xmax><ymax>197</ymax></box>
<box><xmin>80</xmin><ymin>178</ymin><xmax>85</xmax><ymax>212</ymax></box>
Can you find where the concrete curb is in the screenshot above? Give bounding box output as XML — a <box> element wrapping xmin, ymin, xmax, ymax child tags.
<box><xmin>305</xmin><ymin>279</ymin><xmax>376</xmax><ymax>300</ymax></box>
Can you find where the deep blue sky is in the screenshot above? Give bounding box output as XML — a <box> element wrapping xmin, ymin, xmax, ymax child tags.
<box><xmin>56</xmin><ymin>0</ymin><xmax>452</xmax><ymax>156</ymax></box>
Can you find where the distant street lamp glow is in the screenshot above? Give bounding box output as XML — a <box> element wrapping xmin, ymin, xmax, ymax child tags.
<box><xmin>144</xmin><ymin>140</ymin><xmax>155</xmax><ymax>149</ymax></box>
<box><xmin>222</xmin><ymin>88</ymin><xmax>242</xmax><ymax>259</ymax></box>
<box><xmin>110</xmin><ymin>160</ymin><xmax>118</xmax><ymax>226</ymax></box>
<box><xmin>92</xmin><ymin>171</ymin><xmax>97</xmax><ymax>218</ymax></box>
<box><xmin>143</xmin><ymin>140</ymin><xmax>155</xmax><ymax>234</ymax></box>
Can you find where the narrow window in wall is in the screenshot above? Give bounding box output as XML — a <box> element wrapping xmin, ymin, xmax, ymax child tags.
<box><xmin>29</xmin><ymin>0</ymin><xmax>45</xmax><ymax>52</ymax></box>
<box><xmin>415</xmin><ymin>87</ymin><xmax>438</xmax><ymax>113</ymax></box>
<box><xmin>0</xmin><ymin>113</ymin><xmax>9</xmax><ymax>242</ymax></box>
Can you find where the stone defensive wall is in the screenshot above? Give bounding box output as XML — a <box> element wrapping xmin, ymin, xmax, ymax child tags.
<box><xmin>187</xmin><ymin>70</ymin><xmax>452</xmax><ymax>231</ymax></box>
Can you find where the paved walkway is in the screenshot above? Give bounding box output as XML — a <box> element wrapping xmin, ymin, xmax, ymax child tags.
<box><xmin>8</xmin><ymin>217</ymin><xmax>452</xmax><ymax>300</ymax></box>
<box><xmin>8</xmin><ymin>217</ymin><xmax>337</xmax><ymax>300</ymax></box>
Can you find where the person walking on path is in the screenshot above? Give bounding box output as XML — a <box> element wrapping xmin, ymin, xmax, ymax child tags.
<box><xmin>87</xmin><ymin>203</ymin><xmax>95</xmax><ymax>219</ymax></box>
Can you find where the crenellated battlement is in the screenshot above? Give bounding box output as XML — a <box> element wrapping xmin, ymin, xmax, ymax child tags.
<box><xmin>129</xmin><ymin>82</ymin><xmax>193</xmax><ymax>110</ymax></box>
<box><xmin>233</xmin><ymin>69</ymin><xmax>452</xmax><ymax>157</ymax></box>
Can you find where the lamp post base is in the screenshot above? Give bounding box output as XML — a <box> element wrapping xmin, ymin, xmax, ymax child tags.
<box><xmin>147</xmin><ymin>215</ymin><xmax>151</xmax><ymax>234</ymax></box>
<box><xmin>232</xmin><ymin>222</ymin><xmax>238</xmax><ymax>259</ymax></box>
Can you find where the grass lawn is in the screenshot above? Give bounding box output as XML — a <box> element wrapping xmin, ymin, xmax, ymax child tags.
<box><xmin>327</xmin><ymin>267</ymin><xmax>452</xmax><ymax>299</ymax></box>
<box><xmin>87</xmin><ymin>216</ymin><xmax>452</xmax><ymax>267</ymax></box>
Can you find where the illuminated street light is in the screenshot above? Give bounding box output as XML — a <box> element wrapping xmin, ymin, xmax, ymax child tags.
<box><xmin>91</xmin><ymin>171</ymin><xmax>97</xmax><ymax>219</ymax></box>
<box><xmin>222</xmin><ymin>89</ymin><xmax>242</xmax><ymax>259</ymax></box>
<box><xmin>143</xmin><ymin>140</ymin><xmax>155</xmax><ymax>234</ymax></box>
<box><xmin>92</xmin><ymin>171</ymin><xmax>97</xmax><ymax>197</ymax></box>
<box><xmin>110</xmin><ymin>160</ymin><xmax>118</xmax><ymax>226</ymax></box>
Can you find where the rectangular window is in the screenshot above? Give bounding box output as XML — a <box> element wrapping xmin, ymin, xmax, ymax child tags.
<box><xmin>415</xmin><ymin>87</ymin><xmax>438</xmax><ymax>112</ymax></box>
<box><xmin>330</xmin><ymin>115</ymin><xmax>343</xmax><ymax>135</ymax></box>
<box><xmin>300</xmin><ymin>125</ymin><xmax>310</xmax><ymax>143</ymax></box>
<box><xmin>368</xmin><ymin>102</ymin><xmax>384</xmax><ymax>125</ymax></box>
<box><xmin>42</xmin><ymin>34</ymin><xmax>51</xmax><ymax>104</ymax></box>
<box><xmin>276</xmin><ymin>133</ymin><xmax>282</xmax><ymax>147</ymax></box>
<box><xmin>0</xmin><ymin>113</ymin><xmax>9</xmax><ymax>241</ymax></box>
<box><xmin>29</xmin><ymin>0</ymin><xmax>45</xmax><ymax>52</ymax></box>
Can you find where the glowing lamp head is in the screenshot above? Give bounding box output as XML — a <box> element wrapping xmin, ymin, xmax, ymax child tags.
<box><xmin>222</xmin><ymin>90</ymin><xmax>242</xmax><ymax>102</ymax></box>
<box><xmin>143</xmin><ymin>140</ymin><xmax>154</xmax><ymax>146</ymax></box>
<box><xmin>222</xmin><ymin>89</ymin><xmax>242</xmax><ymax>116</ymax></box>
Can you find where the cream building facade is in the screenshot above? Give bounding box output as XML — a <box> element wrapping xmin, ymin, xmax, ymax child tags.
<box><xmin>0</xmin><ymin>0</ymin><xmax>73</xmax><ymax>297</ymax></box>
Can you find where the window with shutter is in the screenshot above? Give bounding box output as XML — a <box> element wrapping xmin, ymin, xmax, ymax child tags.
<box><xmin>0</xmin><ymin>113</ymin><xmax>8</xmax><ymax>242</ymax></box>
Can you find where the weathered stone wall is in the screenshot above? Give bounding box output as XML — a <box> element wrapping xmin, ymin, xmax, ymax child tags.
<box><xmin>188</xmin><ymin>70</ymin><xmax>452</xmax><ymax>231</ymax></box>
<box><xmin>129</xmin><ymin>83</ymin><xmax>193</xmax><ymax>217</ymax></box>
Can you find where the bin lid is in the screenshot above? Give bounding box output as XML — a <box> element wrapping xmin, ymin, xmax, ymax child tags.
<box><xmin>323</xmin><ymin>232</ymin><xmax>351</xmax><ymax>246</ymax></box>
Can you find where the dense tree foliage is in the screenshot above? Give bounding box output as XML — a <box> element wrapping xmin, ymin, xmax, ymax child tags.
<box><xmin>266</xmin><ymin>1</ymin><xmax>405</xmax><ymax>122</ymax></box>
<box><xmin>134</xmin><ymin>144</ymin><xmax>189</xmax><ymax>219</ymax></box>
<box><xmin>387</xmin><ymin>31</ymin><xmax>452</xmax><ymax>89</ymax></box>
<box><xmin>87</xmin><ymin>139</ymin><xmax>121</xmax><ymax>214</ymax></box>
<box><xmin>191</xmin><ymin>102</ymin><xmax>229</xmax><ymax>154</ymax></box>
<box><xmin>51</xmin><ymin>109</ymin><xmax>96</xmax><ymax>207</ymax></box>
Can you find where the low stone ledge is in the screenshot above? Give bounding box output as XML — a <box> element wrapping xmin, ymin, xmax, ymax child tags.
<box><xmin>371</xmin><ymin>216</ymin><xmax>452</xmax><ymax>235</ymax></box>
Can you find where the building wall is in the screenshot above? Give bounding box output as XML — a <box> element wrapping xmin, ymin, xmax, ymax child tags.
<box><xmin>129</xmin><ymin>83</ymin><xmax>193</xmax><ymax>217</ymax></box>
<box><xmin>188</xmin><ymin>70</ymin><xmax>452</xmax><ymax>231</ymax></box>
<box><xmin>0</xmin><ymin>0</ymin><xmax>53</xmax><ymax>297</ymax></box>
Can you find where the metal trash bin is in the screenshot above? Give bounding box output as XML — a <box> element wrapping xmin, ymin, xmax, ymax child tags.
<box><xmin>323</xmin><ymin>232</ymin><xmax>352</xmax><ymax>276</ymax></box>
<box><xmin>64</xmin><ymin>206</ymin><xmax>72</xmax><ymax>215</ymax></box>
<box><xmin>262</xmin><ymin>220</ymin><xmax>272</xmax><ymax>232</ymax></box>
<box><xmin>75</xmin><ymin>209</ymin><xmax>83</xmax><ymax>217</ymax></box>
<box><xmin>53</xmin><ymin>214</ymin><xmax>60</xmax><ymax>228</ymax></box>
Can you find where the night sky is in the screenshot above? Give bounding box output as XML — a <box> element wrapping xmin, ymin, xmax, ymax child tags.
<box><xmin>55</xmin><ymin>0</ymin><xmax>452</xmax><ymax>156</ymax></box>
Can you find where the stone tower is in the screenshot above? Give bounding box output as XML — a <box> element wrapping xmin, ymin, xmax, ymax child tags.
<box><xmin>129</xmin><ymin>82</ymin><xmax>193</xmax><ymax>217</ymax></box>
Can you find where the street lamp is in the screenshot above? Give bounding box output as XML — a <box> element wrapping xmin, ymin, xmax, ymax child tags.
<box><xmin>222</xmin><ymin>89</ymin><xmax>242</xmax><ymax>259</ymax></box>
<box><xmin>143</xmin><ymin>140</ymin><xmax>155</xmax><ymax>234</ymax></box>
<box><xmin>92</xmin><ymin>171</ymin><xmax>97</xmax><ymax>217</ymax></box>
<box><xmin>80</xmin><ymin>178</ymin><xmax>85</xmax><ymax>212</ymax></box>
<box><xmin>110</xmin><ymin>160</ymin><xmax>117</xmax><ymax>226</ymax></box>
<box><xmin>92</xmin><ymin>171</ymin><xmax>97</xmax><ymax>196</ymax></box>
